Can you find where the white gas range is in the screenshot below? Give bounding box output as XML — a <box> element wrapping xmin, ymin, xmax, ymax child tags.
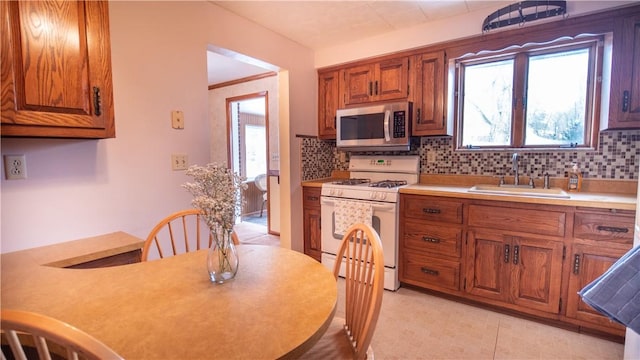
<box><xmin>320</xmin><ymin>155</ymin><xmax>420</xmax><ymax>291</ymax></box>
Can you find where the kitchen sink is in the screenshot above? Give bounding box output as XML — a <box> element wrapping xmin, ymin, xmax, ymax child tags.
<box><xmin>468</xmin><ymin>184</ymin><xmax>570</xmax><ymax>199</ymax></box>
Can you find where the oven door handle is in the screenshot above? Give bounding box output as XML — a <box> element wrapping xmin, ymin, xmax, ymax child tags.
<box><xmin>321</xmin><ymin>198</ymin><xmax>395</xmax><ymax>211</ymax></box>
<box><xmin>384</xmin><ymin>109</ymin><xmax>391</xmax><ymax>141</ymax></box>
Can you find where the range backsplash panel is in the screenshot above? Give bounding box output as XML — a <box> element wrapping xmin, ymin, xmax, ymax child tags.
<box><xmin>300</xmin><ymin>130</ymin><xmax>639</xmax><ymax>181</ymax></box>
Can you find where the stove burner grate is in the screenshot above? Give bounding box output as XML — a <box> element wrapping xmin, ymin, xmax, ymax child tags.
<box><xmin>331</xmin><ymin>178</ymin><xmax>371</xmax><ymax>186</ymax></box>
<box><xmin>369</xmin><ymin>180</ymin><xmax>408</xmax><ymax>188</ymax></box>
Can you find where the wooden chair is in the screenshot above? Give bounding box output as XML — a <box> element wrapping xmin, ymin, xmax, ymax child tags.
<box><xmin>1</xmin><ymin>309</ymin><xmax>123</xmax><ymax>360</ymax></box>
<box><xmin>302</xmin><ymin>223</ymin><xmax>384</xmax><ymax>360</ymax></box>
<box><xmin>142</xmin><ymin>209</ymin><xmax>240</xmax><ymax>261</ymax></box>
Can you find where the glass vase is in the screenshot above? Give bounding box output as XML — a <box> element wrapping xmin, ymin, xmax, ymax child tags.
<box><xmin>207</xmin><ymin>226</ymin><xmax>239</xmax><ymax>284</ymax></box>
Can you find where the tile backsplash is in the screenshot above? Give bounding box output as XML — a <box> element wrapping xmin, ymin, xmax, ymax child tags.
<box><xmin>300</xmin><ymin>130</ymin><xmax>640</xmax><ymax>181</ymax></box>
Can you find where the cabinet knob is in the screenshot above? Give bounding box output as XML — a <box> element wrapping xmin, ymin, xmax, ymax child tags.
<box><xmin>504</xmin><ymin>244</ymin><xmax>510</xmax><ymax>263</ymax></box>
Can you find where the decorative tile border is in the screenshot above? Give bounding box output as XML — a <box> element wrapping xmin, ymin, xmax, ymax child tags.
<box><xmin>300</xmin><ymin>130</ymin><xmax>640</xmax><ymax>181</ymax></box>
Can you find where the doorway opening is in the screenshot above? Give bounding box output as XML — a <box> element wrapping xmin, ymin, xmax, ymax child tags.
<box><xmin>227</xmin><ymin>93</ymin><xmax>269</xmax><ymax>232</ymax></box>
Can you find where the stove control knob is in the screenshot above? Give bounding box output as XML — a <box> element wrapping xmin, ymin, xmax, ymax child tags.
<box><xmin>378</xmin><ymin>192</ymin><xmax>387</xmax><ymax>200</ymax></box>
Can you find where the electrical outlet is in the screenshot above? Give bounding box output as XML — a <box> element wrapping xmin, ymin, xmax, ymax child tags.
<box><xmin>4</xmin><ymin>154</ymin><xmax>27</xmax><ymax>180</ymax></box>
<box><xmin>171</xmin><ymin>110</ymin><xmax>184</xmax><ymax>129</ymax></box>
<box><xmin>171</xmin><ymin>154</ymin><xmax>188</xmax><ymax>171</ymax></box>
<box><xmin>427</xmin><ymin>151</ymin><xmax>436</xmax><ymax>163</ymax></box>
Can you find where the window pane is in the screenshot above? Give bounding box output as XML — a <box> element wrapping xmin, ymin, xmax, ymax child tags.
<box><xmin>461</xmin><ymin>59</ymin><xmax>514</xmax><ymax>147</ymax></box>
<box><xmin>525</xmin><ymin>49</ymin><xmax>589</xmax><ymax>146</ymax></box>
<box><xmin>245</xmin><ymin>125</ymin><xmax>266</xmax><ymax>179</ymax></box>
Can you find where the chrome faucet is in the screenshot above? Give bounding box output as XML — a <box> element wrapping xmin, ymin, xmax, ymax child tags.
<box><xmin>512</xmin><ymin>153</ymin><xmax>519</xmax><ymax>186</ymax></box>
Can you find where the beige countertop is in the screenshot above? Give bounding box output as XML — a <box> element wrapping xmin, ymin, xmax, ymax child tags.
<box><xmin>1</xmin><ymin>232</ymin><xmax>337</xmax><ymax>359</ymax></box>
<box><xmin>303</xmin><ymin>174</ymin><xmax>637</xmax><ymax>211</ymax></box>
<box><xmin>401</xmin><ymin>184</ymin><xmax>636</xmax><ymax>210</ymax></box>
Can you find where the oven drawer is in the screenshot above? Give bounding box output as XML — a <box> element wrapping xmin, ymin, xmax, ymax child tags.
<box><xmin>403</xmin><ymin>218</ymin><xmax>462</xmax><ymax>258</ymax></box>
<box><xmin>401</xmin><ymin>251</ymin><xmax>461</xmax><ymax>291</ymax></box>
<box><xmin>401</xmin><ymin>196</ymin><xmax>463</xmax><ymax>224</ymax></box>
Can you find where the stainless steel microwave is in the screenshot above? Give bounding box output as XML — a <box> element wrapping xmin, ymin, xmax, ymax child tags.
<box><xmin>336</xmin><ymin>101</ymin><xmax>412</xmax><ymax>152</ymax></box>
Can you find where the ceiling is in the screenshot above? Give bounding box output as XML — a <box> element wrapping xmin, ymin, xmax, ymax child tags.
<box><xmin>207</xmin><ymin>0</ymin><xmax>512</xmax><ymax>85</ymax></box>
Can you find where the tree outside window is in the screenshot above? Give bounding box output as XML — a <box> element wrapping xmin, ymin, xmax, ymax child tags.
<box><xmin>457</xmin><ymin>37</ymin><xmax>601</xmax><ymax>150</ymax></box>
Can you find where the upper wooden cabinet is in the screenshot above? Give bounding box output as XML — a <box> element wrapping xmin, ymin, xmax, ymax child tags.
<box><xmin>607</xmin><ymin>13</ymin><xmax>640</xmax><ymax>129</ymax></box>
<box><xmin>317</xmin><ymin>70</ymin><xmax>340</xmax><ymax>139</ymax></box>
<box><xmin>411</xmin><ymin>51</ymin><xmax>450</xmax><ymax>136</ymax></box>
<box><xmin>342</xmin><ymin>57</ymin><xmax>409</xmax><ymax>105</ymax></box>
<box><xmin>1</xmin><ymin>0</ymin><xmax>115</xmax><ymax>138</ymax></box>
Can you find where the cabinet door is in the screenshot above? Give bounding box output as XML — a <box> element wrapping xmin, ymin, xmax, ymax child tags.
<box><xmin>302</xmin><ymin>188</ymin><xmax>322</xmax><ymax>262</ymax></box>
<box><xmin>608</xmin><ymin>13</ymin><xmax>640</xmax><ymax>129</ymax></box>
<box><xmin>565</xmin><ymin>244</ymin><xmax>628</xmax><ymax>333</ymax></box>
<box><xmin>412</xmin><ymin>51</ymin><xmax>448</xmax><ymax>136</ymax></box>
<box><xmin>376</xmin><ymin>57</ymin><xmax>409</xmax><ymax>102</ymax></box>
<box><xmin>466</xmin><ymin>229</ymin><xmax>510</xmax><ymax>302</ymax></box>
<box><xmin>343</xmin><ymin>64</ymin><xmax>375</xmax><ymax>105</ymax></box>
<box><xmin>343</xmin><ymin>57</ymin><xmax>409</xmax><ymax>105</ymax></box>
<box><xmin>510</xmin><ymin>237</ymin><xmax>563</xmax><ymax>313</ymax></box>
<box><xmin>1</xmin><ymin>0</ymin><xmax>114</xmax><ymax>138</ymax></box>
<box><xmin>318</xmin><ymin>70</ymin><xmax>340</xmax><ymax>139</ymax></box>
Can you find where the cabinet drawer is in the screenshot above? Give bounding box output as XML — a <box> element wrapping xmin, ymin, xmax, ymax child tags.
<box><xmin>403</xmin><ymin>219</ymin><xmax>462</xmax><ymax>258</ymax></box>
<box><xmin>302</xmin><ymin>188</ymin><xmax>321</xmax><ymax>208</ymax></box>
<box><xmin>401</xmin><ymin>251</ymin><xmax>460</xmax><ymax>291</ymax></box>
<box><xmin>574</xmin><ymin>212</ymin><xmax>634</xmax><ymax>243</ymax></box>
<box><xmin>402</xmin><ymin>196</ymin><xmax>463</xmax><ymax>224</ymax></box>
<box><xmin>468</xmin><ymin>205</ymin><xmax>566</xmax><ymax>237</ymax></box>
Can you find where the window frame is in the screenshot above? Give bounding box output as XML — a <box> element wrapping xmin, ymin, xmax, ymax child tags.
<box><xmin>454</xmin><ymin>35</ymin><xmax>604</xmax><ymax>151</ymax></box>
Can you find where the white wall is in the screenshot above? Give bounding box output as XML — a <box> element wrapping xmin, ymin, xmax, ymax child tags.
<box><xmin>209</xmin><ymin>76</ymin><xmax>279</xmax><ymax>170</ymax></box>
<box><xmin>1</xmin><ymin>1</ymin><xmax>316</xmax><ymax>253</ymax></box>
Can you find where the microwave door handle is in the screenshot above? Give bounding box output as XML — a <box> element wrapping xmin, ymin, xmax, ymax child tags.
<box><xmin>384</xmin><ymin>110</ymin><xmax>391</xmax><ymax>141</ymax></box>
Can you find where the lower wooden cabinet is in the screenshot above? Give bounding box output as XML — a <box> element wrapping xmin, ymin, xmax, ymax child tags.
<box><xmin>302</xmin><ymin>187</ymin><xmax>322</xmax><ymax>262</ymax></box>
<box><xmin>565</xmin><ymin>209</ymin><xmax>635</xmax><ymax>336</ymax></box>
<box><xmin>467</xmin><ymin>228</ymin><xmax>564</xmax><ymax>315</ymax></box>
<box><xmin>399</xmin><ymin>195</ymin><xmax>464</xmax><ymax>294</ymax></box>
<box><xmin>399</xmin><ymin>193</ymin><xmax>634</xmax><ymax>340</ymax></box>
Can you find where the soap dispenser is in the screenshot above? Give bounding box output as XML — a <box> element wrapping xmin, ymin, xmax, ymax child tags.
<box><xmin>567</xmin><ymin>163</ymin><xmax>583</xmax><ymax>192</ymax></box>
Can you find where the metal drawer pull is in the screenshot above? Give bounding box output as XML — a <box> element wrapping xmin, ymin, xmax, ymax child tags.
<box><xmin>596</xmin><ymin>225</ymin><xmax>629</xmax><ymax>233</ymax></box>
<box><xmin>93</xmin><ymin>87</ymin><xmax>102</xmax><ymax>116</ymax></box>
<box><xmin>420</xmin><ymin>267</ymin><xmax>439</xmax><ymax>276</ymax></box>
<box><xmin>623</xmin><ymin>90</ymin><xmax>630</xmax><ymax>112</ymax></box>
<box><xmin>422</xmin><ymin>208</ymin><xmax>441</xmax><ymax>214</ymax></box>
<box><xmin>422</xmin><ymin>236</ymin><xmax>440</xmax><ymax>243</ymax></box>
<box><xmin>573</xmin><ymin>254</ymin><xmax>581</xmax><ymax>275</ymax></box>
<box><xmin>307</xmin><ymin>196</ymin><xmax>319</xmax><ymax>201</ymax></box>
<box><xmin>513</xmin><ymin>245</ymin><xmax>519</xmax><ymax>265</ymax></box>
<box><xmin>504</xmin><ymin>244</ymin><xmax>510</xmax><ymax>263</ymax></box>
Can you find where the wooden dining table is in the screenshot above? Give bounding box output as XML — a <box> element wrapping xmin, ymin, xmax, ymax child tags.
<box><xmin>1</xmin><ymin>232</ymin><xmax>338</xmax><ymax>359</ymax></box>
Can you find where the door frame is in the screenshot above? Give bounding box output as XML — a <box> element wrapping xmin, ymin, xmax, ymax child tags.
<box><xmin>225</xmin><ymin>91</ymin><xmax>270</xmax><ymax>229</ymax></box>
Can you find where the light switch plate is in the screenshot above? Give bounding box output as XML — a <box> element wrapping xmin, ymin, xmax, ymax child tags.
<box><xmin>171</xmin><ymin>110</ymin><xmax>184</xmax><ymax>129</ymax></box>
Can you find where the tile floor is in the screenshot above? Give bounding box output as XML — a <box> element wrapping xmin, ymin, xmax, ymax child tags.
<box><xmin>334</xmin><ymin>280</ymin><xmax>625</xmax><ymax>360</ymax></box>
<box><xmin>233</xmin><ymin>221</ymin><xmax>624</xmax><ymax>359</ymax></box>
<box><xmin>234</xmin><ymin>219</ymin><xmax>279</xmax><ymax>246</ymax></box>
